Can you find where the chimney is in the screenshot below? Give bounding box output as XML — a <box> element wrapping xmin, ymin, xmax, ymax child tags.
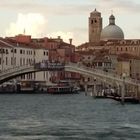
<box><xmin>69</xmin><ymin>38</ymin><xmax>72</xmax><ymax>45</ymax></box>
<box><xmin>58</xmin><ymin>36</ymin><xmax>61</xmax><ymax>39</ymax></box>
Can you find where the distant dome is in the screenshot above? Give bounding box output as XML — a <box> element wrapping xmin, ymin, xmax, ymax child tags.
<box><xmin>100</xmin><ymin>14</ymin><xmax>124</xmax><ymax>41</ymax></box>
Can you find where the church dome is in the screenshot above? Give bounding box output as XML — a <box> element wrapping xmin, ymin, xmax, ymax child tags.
<box><xmin>100</xmin><ymin>14</ymin><xmax>124</xmax><ymax>41</ymax></box>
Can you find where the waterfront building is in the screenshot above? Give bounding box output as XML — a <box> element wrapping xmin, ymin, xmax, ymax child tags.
<box><xmin>0</xmin><ymin>35</ymin><xmax>50</xmax><ymax>84</ymax></box>
<box><xmin>0</xmin><ymin>34</ymin><xmax>80</xmax><ymax>86</ymax></box>
<box><xmin>77</xmin><ymin>9</ymin><xmax>140</xmax><ymax>81</ymax></box>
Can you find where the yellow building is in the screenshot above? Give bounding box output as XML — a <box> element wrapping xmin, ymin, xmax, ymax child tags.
<box><xmin>116</xmin><ymin>60</ymin><xmax>130</xmax><ymax>77</ymax></box>
<box><xmin>130</xmin><ymin>59</ymin><xmax>140</xmax><ymax>80</ymax></box>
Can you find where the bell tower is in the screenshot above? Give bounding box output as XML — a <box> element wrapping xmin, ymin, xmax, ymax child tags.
<box><xmin>89</xmin><ymin>9</ymin><xmax>102</xmax><ymax>43</ymax></box>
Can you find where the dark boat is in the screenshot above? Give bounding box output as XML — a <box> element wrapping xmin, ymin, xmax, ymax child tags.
<box><xmin>46</xmin><ymin>81</ymin><xmax>80</xmax><ymax>94</ymax></box>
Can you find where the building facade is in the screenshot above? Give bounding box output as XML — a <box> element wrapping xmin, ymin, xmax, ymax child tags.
<box><xmin>0</xmin><ymin>34</ymin><xmax>80</xmax><ymax>85</ymax></box>
<box><xmin>0</xmin><ymin>36</ymin><xmax>49</xmax><ymax>83</ymax></box>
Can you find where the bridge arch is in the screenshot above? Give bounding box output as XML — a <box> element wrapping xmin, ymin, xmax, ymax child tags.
<box><xmin>0</xmin><ymin>63</ymin><xmax>139</xmax><ymax>88</ymax></box>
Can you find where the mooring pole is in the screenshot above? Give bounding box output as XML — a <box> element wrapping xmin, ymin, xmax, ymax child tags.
<box><xmin>121</xmin><ymin>73</ymin><xmax>126</xmax><ymax>104</ymax></box>
<box><xmin>85</xmin><ymin>84</ymin><xmax>88</xmax><ymax>96</ymax></box>
<box><xmin>84</xmin><ymin>77</ymin><xmax>88</xmax><ymax>96</ymax></box>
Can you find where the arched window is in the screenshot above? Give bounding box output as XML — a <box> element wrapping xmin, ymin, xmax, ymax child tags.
<box><xmin>126</xmin><ymin>47</ymin><xmax>127</xmax><ymax>51</ymax></box>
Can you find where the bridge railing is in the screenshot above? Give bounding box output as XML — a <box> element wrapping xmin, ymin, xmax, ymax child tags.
<box><xmin>0</xmin><ymin>61</ymin><xmax>65</xmax><ymax>77</ymax></box>
<box><xmin>34</xmin><ymin>62</ymin><xmax>65</xmax><ymax>70</ymax></box>
<box><xmin>0</xmin><ymin>62</ymin><xmax>139</xmax><ymax>86</ymax></box>
<box><xmin>66</xmin><ymin>62</ymin><xmax>139</xmax><ymax>86</ymax></box>
<box><xmin>0</xmin><ymin>65</ymin><xmax>33</xmax><ymax>78</ymax></box>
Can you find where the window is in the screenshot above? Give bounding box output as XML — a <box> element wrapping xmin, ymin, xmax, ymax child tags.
<box><xmin>14</xmin><ymin>57</ymin><xmax>16</xmax><ymax>65</ymax></box>
<box><xmin>26</xmin><ymin>59</ymin><xmax>29</xmax><ymax>65</ymax></box>
<box><xmin>6</xmin><ymin>49</ymin><xmax>8</xmax><ymax>54</ymax></box>
<box><xmin>21</xmin><ymin>75</ymin><xmax>25</xmax><ymax>79</ymax></box>
<box><xmin>126</xmin><ymin>47</ymin><xmax>128</xmax><ymax>51</ymax></box>
<box><xmin>6</xmin><ymin>57</ymin><xmax>8</xmax><ymax>65</ymax></box>
<box><xmin>91</xmin><ymin>20</ymin><xmax>93</xmax><ymax>24</ymax></box>
<box><xmin>98</xmin><ymin>62</ymin><xmax>102</xmax><ymax>66</ymax></box>
<box><xmin>1</xmin><ymin>49</ymin><xmax>5</xmax><ymax>53</ymax></box>
<box><xmin>20</xmin><ymin>58</ymin><xmax>22</xmax><ymax>66</ymax></box>
<box><xmin>44</xmin><ymin>71</ymin><xmax>45</xmax><ymax>80</ymax></box>
<box><xmin>11</xmin><ymin>57</ymin><xmax>13</xmax><ymax>65</ymax></box>
<box><xmin>23</xmin><ymin>58</ymin><xmax>25</xmax><ymax>65</ymax></box>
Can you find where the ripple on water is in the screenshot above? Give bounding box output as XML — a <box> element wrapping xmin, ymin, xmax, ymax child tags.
<box><xmin>0</xmin><ymin>93</ymin><xmax>140</xmax><ymax>139</ymax></box>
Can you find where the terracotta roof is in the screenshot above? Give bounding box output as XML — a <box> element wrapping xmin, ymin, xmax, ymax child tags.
<box><xmin>76</xmin><ymin>51</ymin><xmax>93</xmax><ymax>55</ymax></box>
<box><xmin>0</xmin><ymin>38</ymin><xmax>42</xmax><ymax>49</ymax></box>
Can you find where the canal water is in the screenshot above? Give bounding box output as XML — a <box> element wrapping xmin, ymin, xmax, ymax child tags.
<box><xmin>0</xmin><ymin>92</ymin><xmax>140</xmax><ymax>140</ymax></box>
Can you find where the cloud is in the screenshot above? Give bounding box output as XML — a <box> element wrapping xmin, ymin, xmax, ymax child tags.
<box><xmin>1</xmin><ymin>0</ymin><xmax>140</xmax><ymax>15</ymax></box>
<box><xmin>71</xmin><ymin>27</ymin><xmax>88</xmax><ymax>45</ymax></box>
<box><xmin>4</xmin><ymin>12</ymin><xmax>85</xmax><ymax>45</ymax></box>
<box><xmin>3</xmin><ymin>0</ymin><xmax>140</xmax><ymax>45</ymax></box>
<box><xmin>0</xmin><ymin>1</ymin><xmax>97</xmax><ymax>15</ymax></box>
<box><xmin>97</xmin><ymin>0</ymin><xmax>140</xmax><ymax>14</ymax></box>
<box><xmin>6</xmin><ymin>13</ymin><xmax>47</xmax><ymax>37</ymax></box>
<box><xmin>47</xmin><ymin>27</ymin><xmax>88</xmax><ymax>46</ymax></box>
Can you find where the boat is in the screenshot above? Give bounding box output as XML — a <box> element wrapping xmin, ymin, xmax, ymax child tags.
<box><xmin>46</xmin><ymin>82</ymin><xmax>80</xmax><ymax>94</ymax></box>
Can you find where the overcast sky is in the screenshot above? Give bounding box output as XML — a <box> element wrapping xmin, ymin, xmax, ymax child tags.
<box><xmin>0</xmin><ymin>0</ymin><xmax>140</xmax><ymax>45</ymax></box>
